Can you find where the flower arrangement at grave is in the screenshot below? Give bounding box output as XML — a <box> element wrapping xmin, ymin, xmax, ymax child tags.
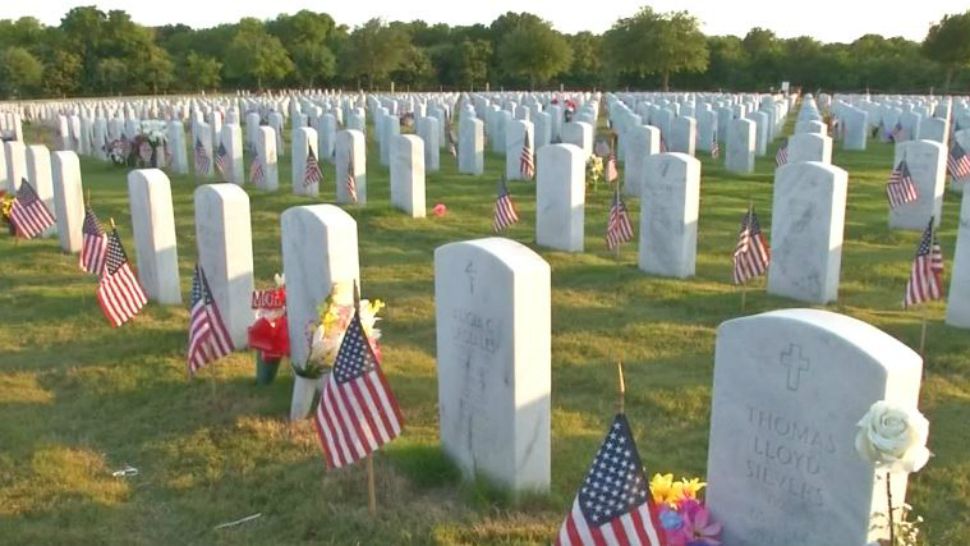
<box><xmin>651</xmin><ymin>473</ymin><xmax>723</xmax><ymax>545</ymax></box>
<box><xmin>294</xmin><ymin>281</ymin><xmax>384</xmax><ymax>382</ymax></box>
<box><xmin>0</xmin><ymin>191</ymin><xmax>14</xmax><ymax>235</ymax></box>
<box><xmin>247</xmin><ymin>273</ymin><xmax>289</xmax><ymax>385</ymax></box>
<box><xmin>586</xmin><ymin>155</ymin><xmax>604</xmax><ymax>190</ymax></box>
<box><xmin>132</xmin><ymin>122</ymin><xmax>168</xmax><ymax>168</ymax></box>
<box><xmin>856</xmin><ymin>401</ymin><xmax>930</xmax><ymax>546</ymax></box>
<box><xmin>106</xmin><ymin>138</ymin><xmax>129</xmax><ymax>166</ymax></box>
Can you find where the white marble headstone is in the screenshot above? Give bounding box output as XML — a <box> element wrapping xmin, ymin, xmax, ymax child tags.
<box><xmin>51</xmin><ymin>151</ymin><xmax>84</xmax><ymax>253</ymax></box>
<box><xmin>639</xmin><ymin>153</ymin><xmax>700</xmax><ymax>278</ymax></box>
<box><xmin>390</xmin><ymin>135</ymin><xmax>426</xmax><ymax>218</ymax></box>
<box><xmin>335</xmin><ymin>129</ymin><xmax>366</xmax><ymax>205</ymax></box>
<box><xmin>768</xmin><ymin>162</ymin><xmax>847</xmax><ymax>304</ymax></box>
<box><xmin>787</xmin><ymin>133</ymin><xmax>833</xmax><ymax>164</ymax></box>
<box><xmin>707</xmin><ymin>309</ymin><xmax>923</xmax><ymax>546</ymax></box>
<box><xmin>26</xmin><ymin>145</ymin><xmax>56</xmax><ymax>237</ymax></box>
<box><xmin>536</xmin><ymin>143</ymin><xmax>585</xmax><ymax>252</ymax></box>
<box><xmin>890</xmin><ymin>140</ymin><xmax>946</xmax><ymax>230</ymax></box>
<box><xmin>726</xmin><ymin>118</ymin><xmax>756</xmax><ymax>174</ymax></box>
<box><xmin>434</xmin><ymin>237</ymin><xmax>551</xmax><ymax>493</ymax></box>
<box><xmin>255</xmin><ymin>126</ymin><xmax>279</xmax><ymax>191</ymax></box>
<box><xmin>5</xmin><ymin>140</ymin><xmax>26</xmax><ymax>191</ymax></box>
<box><xmin>505</xmin><ymin>120</ymin><xmax>535</xmax><ymax>181</ymax></box>
<box><xmin>292</xmin><ymin>127</ymin><xmax>319</xmax><ymax>197</ymax></box>
<box><xmin>127</xmin><ymin>169</ymin><xmax>182</xmax><ymax>304</ymax></box>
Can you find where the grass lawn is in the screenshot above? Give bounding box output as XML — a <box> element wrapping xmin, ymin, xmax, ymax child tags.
<box><xmin>1</xmin><ymin>117</ymin><xmax>968</xmax><ymax>545</ymax></box>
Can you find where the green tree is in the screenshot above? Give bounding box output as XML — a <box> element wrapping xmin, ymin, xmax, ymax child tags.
<box><xmin>497</xmin><ymin>18</ymin><xmax>571</xmax><ymax>89</ymax></box>
<box><xmin>603</xmin><ymin>7</ymin><xmax>708</xmax><ymax>91</ymax></box>
<box><xmin>267</xmin><ymin>10</ymin><xmax>338</xmax><ymax>87</ymax></box>
<box><xmin>41</xmin><ymin>49</ymin><xmax>83</xmax><ymax>97</ymax></box>
<box><xmin>97</xmin><ymin>57</ymin><xmax>127</xmax><ymax>94</ymax></box>
<box><xmin>183</xmin><ymin>52</ymin><xmax>222</xmax><ymax>91</ymax></box>
<box><xmin>136</xmin><ymin>44</ymin><xmax>175</xmax><ymax>94</ymax></box>
<box><xmin>923</xmin><ymin>11</ymin><xmax>970</xmax><ymax>90</ymax></box>
<box><xmin>563</xmin><ymin>32</ymin><xmax>602</xmax><ymax>88</ymax></box>
<box><xmin>225</xmin><ymin>18</ymin><xmax>293</xmax><ymax>90</ymax></box>
<box><xmin>455</xmin><ymin>39</ymin><xmax>491</xmax><ymax>89</ymax></box>
<box><xmin>340</xmin><ymin>18</ymin><xmax>409</xmax><ymax>89</ymax></box>
<box><xmin>0</xmin><ymin>46</ymin><xmax>43</xmax><ymax>98</ymax></box>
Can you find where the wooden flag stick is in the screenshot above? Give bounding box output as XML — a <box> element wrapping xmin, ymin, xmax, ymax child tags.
<box><xmin>110</xmin><ymin>217</ymin><xmax>116</xmax><ymax>230</ymax></box>
<box><xmin>616</xmin><ymin>361</ymin><xmax>626</xmax><ymax>415</ymax></box>
<box><xmin>739</xmin><ymin>200</ymin><xmax>753</xmax><ymax>312</ymax></box>
<box><xmin>613</xmin><ymin>185</ymin><xmax>621</xmax><ymax>261</ymax></box>
<box><xmin>354</xmin><ymin>279</ymin><xmax>377</xmax><ymax>517</ymax></box>
<box><xmin>919</xmin><ymin>306</ymin><xmax>929</xmax><ymax>358</ymax></box>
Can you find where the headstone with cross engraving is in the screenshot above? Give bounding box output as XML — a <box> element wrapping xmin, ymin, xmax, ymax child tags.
<box><xmin>434</xmin><ymin>237</ymin><xmax>551</xmax><ymax>493</ymax></box>
<box><xmin>707</xmin><ymin>309</ymin><xmax>923</xmax><ymax>546</ymax></box>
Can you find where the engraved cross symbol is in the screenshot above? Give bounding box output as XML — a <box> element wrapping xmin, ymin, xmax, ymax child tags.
<box><xmin>464</xmin><ymin>261</ymin><xmax>476</xmax><ymax>294</ymax></box>
<box><xmin>780</xmin><ymin>344</ymin><xmax>810</xmax><ymax>391</ymax></box>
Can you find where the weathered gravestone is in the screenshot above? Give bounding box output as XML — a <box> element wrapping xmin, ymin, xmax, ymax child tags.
<box><xmin>459</xmin><ymin>117</ymin><xmax>485</xmax><ymax>176</ymax></box>
<box><xmin>536</xmin><ymin>143</ymin><xmax>585</xmax><ymax>252</ymax></box>
<box><xmin>726</xmin><ymin>118</ymin><xmax>756</xmax><ymax>174</ymax></box>
<box><xmin>669</xmin><ymin>116</ymin><xmax>697</xmax><ymax>156</ymax></box>
<box><xmin>787</xmin><ymin>133</ymin><xmax>833</xmax><ymax>164</ymax></box>
<box><xmin>281</xmin><ymin>204</ymin><xmax>360</xmax><ymax>421</ymax></box>
<box><xmin>639</xmin><ymin>153</ymin><xmax>700</xmax><ymax>278</ymax></box>
<box><xmin>625</xmin><ymin>125</ymin><xmax>661</xmax><ymax>198</ymax></box>
<box><xmin>195</xmin><ymin>184</ymin><xmax>255</xmax><ymax>348</ymax></box>
<box><xmin>381</xmin><ymin>114</ymin><xmax>400</xmax><ymax>167</ymax></box>
<box><xmin>767</xmin><ymin>162</ymin><xmax>847</xmax><ymax>304</ymax></box>
<box><xmin>794</xmin><ymin>120</ymin><xmax>827</xmax><ymax>135</ymax></box>
<box><xmin>51</xmin><ymin>151</ymin><xmax>84</xmax><ymax>253</ymax></box>
<box><xmin>434</xmin><ymin>237</ymin><xmax>551</xmax><ymax>493</ymax></box>
<box><xmin>390</xmin><ymin>135</ymin><xmax>426</xmax><ymax>218</ymax></box>
<box><xmin>255</xmin><ymin>126</ymin><xmax>279</xmax><ymax>191</ymax></box>
<box><xmin>560</xmin><ymin>121</ymin><xmax>593</xmax><ymax>159</ymax></box>
<box><xmin>221</xmin><ymin>124</ymin><xmax>244</xmax><ymax>185</ymax></box>
<box><xmin>707</xmin><ymin>309</ymin><xmax>923</xmax><ymax>546</ymax></box>
<box><xmin>505</xmin><ymin>120</ymin><xmax>535</xmax><ymax>181</ymax></box>
<box><xmin>26</xmin><ymin>145</ymin><xmax>56</xmax><ymax>237</ymax></box>
<box><xmin>127</xmin><ymin>169</ymin><xmax>182</xmax><ymax>304</ymax></box>
<box><xmin>416</xmin><ymin>116</ymin><xmax>441</xmax><ymax>172</ymax></box>
<box><xmin>890</xmin><ymin>141</ymin><xmax>946</xmax><ymax>230</ymax></box>
<box><xmin>946</xmin><ymin>190</ymin><xmax>970</xmax><ymax>327</ymax></box>
<box><xmin>335</xmin><ymin>129</ymin><xmax>366</xmax><ymax>205</ymax></box>
<box><xmin>842</xmin><ymin>107</ymin><xmax>869</xmax><ymax>151</ymax></box>
<box><xmin>292</xmin><ymin>127</ymin><xmax>320</xmax><ymax>197</ymax></box>
<box><xmin>5</xmin><ymin>140</ymin><xmax>26</xmax><ymax>191</ymax></box>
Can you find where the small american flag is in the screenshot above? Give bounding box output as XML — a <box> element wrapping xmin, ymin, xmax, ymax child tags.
<box><xmin>312</xmin><ymin>310</ymin><xmax>404</xmax><ymax>469</ymax></box>
<box><xmin>519</xmin><ymin>131</ymin><xmax>535</xmax><ymax>179</ymax></box>
<box><xmin>904</xmin><ymin>218</ymin><xmax>944</xmax><ymax>307</ymax></box>
<box><xmin>214</xmin><ymin>142</ymin><xmax>228</xmax><ymax>177</ymax></box>
<box><xmin>733</xmin><ymin>207</ymin><xmax>771</xmax><ymax>284</ymax></box>
<box><xmin>711</xmin><ymin>130</ymin><xmax>720</xmax><ymax>159</ymax></box>
<box><xmin>606</xmin><ymin>191</ymin><xmax>634</xmax><ymax>250</ymax></box>
<box><xmin>9</xmin><ymin>179</ymin><xmax>55</xmax><ymax>239</ymax></box>
<box><xmin>304</xmin><ymin>146</ymin><xmax>323</xmax><ymax>188</ymax></box>
<box><xmin>775</xmin><ymin>138</ymin><xmax>789</xmax><ymax>166</ymax></box>
<box><xmin>554</xmin><ymin>414</ymin><xmax>667</xmax><ymax>546</ymax></box>
<box><xmin>887</xmin><ymin>160</ymin><xmax>919</xmax><ymax>209</ymax></box>
<box><xmin>194</xmin><ymin>138</ymin><xmax>210</xmax><ymax>175</ymax></box>
<box><xmin>345</xmin><ymin>148</ymin><xmax>358</xmax><ymax>203</ymax></box>
<box><xmin>80</xmin><ymin>206</ymin><xmax>108</xmax><ymax>275</ymax></box>
<box><xmin>97</xmin><ymin>229</ymin><xmax>148</xmax><ymax>327</ymax></box>
<box><xmin>493</xmin><ymin>177</ymin><xmax>519</xmax><ymax>232</ymax></box>
<box><xmin>187</xmin><ymin>264</ymin><xmax>235</xmax><ymax>374</ymax></box>
<box><xmin>891</xmin><ymin>121</ymin><xmax>905</xmax><ymax>142</ymax></box>
<box><xmin>947</xmin><ymin>141</ymin><xmax>970</xmax><ymax>179</ymax></box>
<box><xmin>249</xmin><ymin>152</ymin><xmax>265</xmax><ymax>185</ymax></box>
<box><xmin>605</xmin><ymin>151</ymin><xmax>618</xmax><ymax>183</ymax></box>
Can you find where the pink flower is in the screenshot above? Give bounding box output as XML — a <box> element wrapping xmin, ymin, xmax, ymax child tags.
<box><xmin>432</xmin><ymin>203</ymin><xmax>447</xmax><ymax>217</ymax></box>
<box><xmin>668</xmin><ymin>499</ymin><xmax>722</xmax><ymax>546</ymax></box>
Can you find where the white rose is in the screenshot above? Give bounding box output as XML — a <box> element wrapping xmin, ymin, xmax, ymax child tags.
<box><xmin>855</xmin><ymin>401</ymin><xmax>930</xmax><ymax>473</ymax></box>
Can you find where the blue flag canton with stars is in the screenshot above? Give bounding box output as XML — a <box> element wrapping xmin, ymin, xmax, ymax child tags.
<box><xmin>190</xmin><ymin>265</ymin><xmax>214</xmax><ymax>307</ymax></box>
<box><xmin>104</xmin><ymin>231</ymin><xmax>130</xmax><ymax>275</ymax></box>
<box><xmin>333</xmin><ymin>314</ymin><xmax>377</xmax><ymax>384</ymax></box>
<box><xmin>83</xmin><ymin>207</ymin><xmax>104</xmax><ymax>235</ymax></box>
<box><xmin>577</xmin><ymin>414</ymin><xmax>649</xmax><ymax>526</ymax></box>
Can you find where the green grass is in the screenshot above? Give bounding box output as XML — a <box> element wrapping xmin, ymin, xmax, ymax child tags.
<box><xmin>1</xmin><ymin>120</ymin><xmax>968</xmax><ymax>545</ymax></box>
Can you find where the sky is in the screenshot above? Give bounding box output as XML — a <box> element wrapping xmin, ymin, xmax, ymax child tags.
<box><xmin>0</xmin><ymin>0</ymin><xmax>966</xmax><ymax>43</ymax></box>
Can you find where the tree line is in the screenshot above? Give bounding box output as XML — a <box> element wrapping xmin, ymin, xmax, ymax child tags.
<box><xmin>0</xmin><ymin>6</ymin><xmax>968</xmax><ymax>99</ymax></box>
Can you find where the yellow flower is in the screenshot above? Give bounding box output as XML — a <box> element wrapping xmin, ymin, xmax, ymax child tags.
<box><xmin>649</xmin><ymin>473</ymin><xmax>675</xmax><ymax>506</ymax></box>
<box><xmin>679</xmin><ymin>477</ymin><xmax>706</xmax><ymax>500</ymax></box>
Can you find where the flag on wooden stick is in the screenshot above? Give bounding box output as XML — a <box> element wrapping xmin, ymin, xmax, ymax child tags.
<box><xmin>80</xmin><ymin>206</ymin><xmax>108</xmax><ymax>275</ymax></box>
<box><xmin>345</xmin><ymin>147</ymin><xmax>358</xmax><ymax>203</ymax></box>
<box><xmin>606</xmin><ymin>190</ymin><xmax>634</xmax><ymax>251</ymax></box>
<box><xmin>519</xmin><ymin>131</ymin><xmax>535</xmax><ymax>179</ymax></box>
<box><xmin>493</xmin><ymin>176</ymin><xmax>519</xmax><ymax>232</ymax></box>
<box><xmin>312</xmin><ymin>310</ymin><xmax>404</xmax><ymax>469</ymax></box>
<box><xmin>775</xmin><ymin>138</ymin><xmax>789</xmax><ymax>166</ymax></box>
<box><xmin>187</xmin><ymin>264</ymin><xmax>235</xmax><ymax>374</ymax></box>
<box><xmin>214</xmin><ymin>142</ymin><xmax>228</xmax><ymax>177</ymax></box>
<box><xmin>97</xmin><ymin>228</ymin><xmax>148</xmax><ymax>327</ymax></box>
<box><xmin>732</xmin><ymin>206</ymin><xmax>771</xmax><ymax>284</ymax></box>
<box><xmin>9</xmin><ymin>179</ymin><xmax>55</xmax><ymax>239</ymax></box>
<box><xmin>947</xmin><ymin>141</ymin><xmax>970</xmax><ymax>179</ymax></box>
<box><xmin>194</xmin><ymin>138</ymin><xmax>210</xmax><ymax>175</ymax></box>
<box><xmin>554</xmin><ymin>413</ymin><xmax>667</xmax><ymax>546</ymax></box>
<box><xmin>249</xmin><ymin>152</ymin><xmax>264</xmax><ymax>185</ymax></box>
<box><xmin>304</xmin><ymin>146</ymin><xmax>323</xmax><ymax>188</ymax></box>
<box><xmin>886</xmin><ymin>160</ymin><xmax>919</xmax><ymax>209</ymax></box>
<box><xmin>904</xmin><ymin>218</ymin><xmax>944</xmax><ymax>308</ymax></box>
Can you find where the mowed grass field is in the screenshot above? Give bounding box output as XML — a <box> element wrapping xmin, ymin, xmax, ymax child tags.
<box><xmin>1</xmin><ymin>115</ymin><xmax>968</xmax><ymax>545</ymax></box>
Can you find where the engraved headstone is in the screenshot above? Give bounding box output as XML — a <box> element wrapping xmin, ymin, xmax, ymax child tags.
<box><xmin>639</xmin><ymin>153</ymin><xmax>700</xmax><ymax>278</ymax></box>
<box><xmin>535</xmin><ymin>143</ymin><xmax>585</xmax><ymax>252</ymax></box>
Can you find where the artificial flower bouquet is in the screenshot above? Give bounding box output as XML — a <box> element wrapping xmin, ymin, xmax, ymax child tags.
<box><xmin>305</xmin><ymin>281</ymin><xmax>384</xmax><ymax>372</ymax></box>
<box><xmin>586</xmin><ymin>155</ymin><xmax>604</xmax><ymax>190</ymax></box>
<box><xmin>248</xmin><ymin>274</ymin><xmax>289</xmax><ymax>384</ymax></box>
<box><xmin>0</xmin><ymin>191</ymin><xmax>13</xmax><ymax>235</ymax></box>
<box><xmin>651</xmin><ymin>474</ymin><xmax>722</xmax><ymax>546</ymax></box>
